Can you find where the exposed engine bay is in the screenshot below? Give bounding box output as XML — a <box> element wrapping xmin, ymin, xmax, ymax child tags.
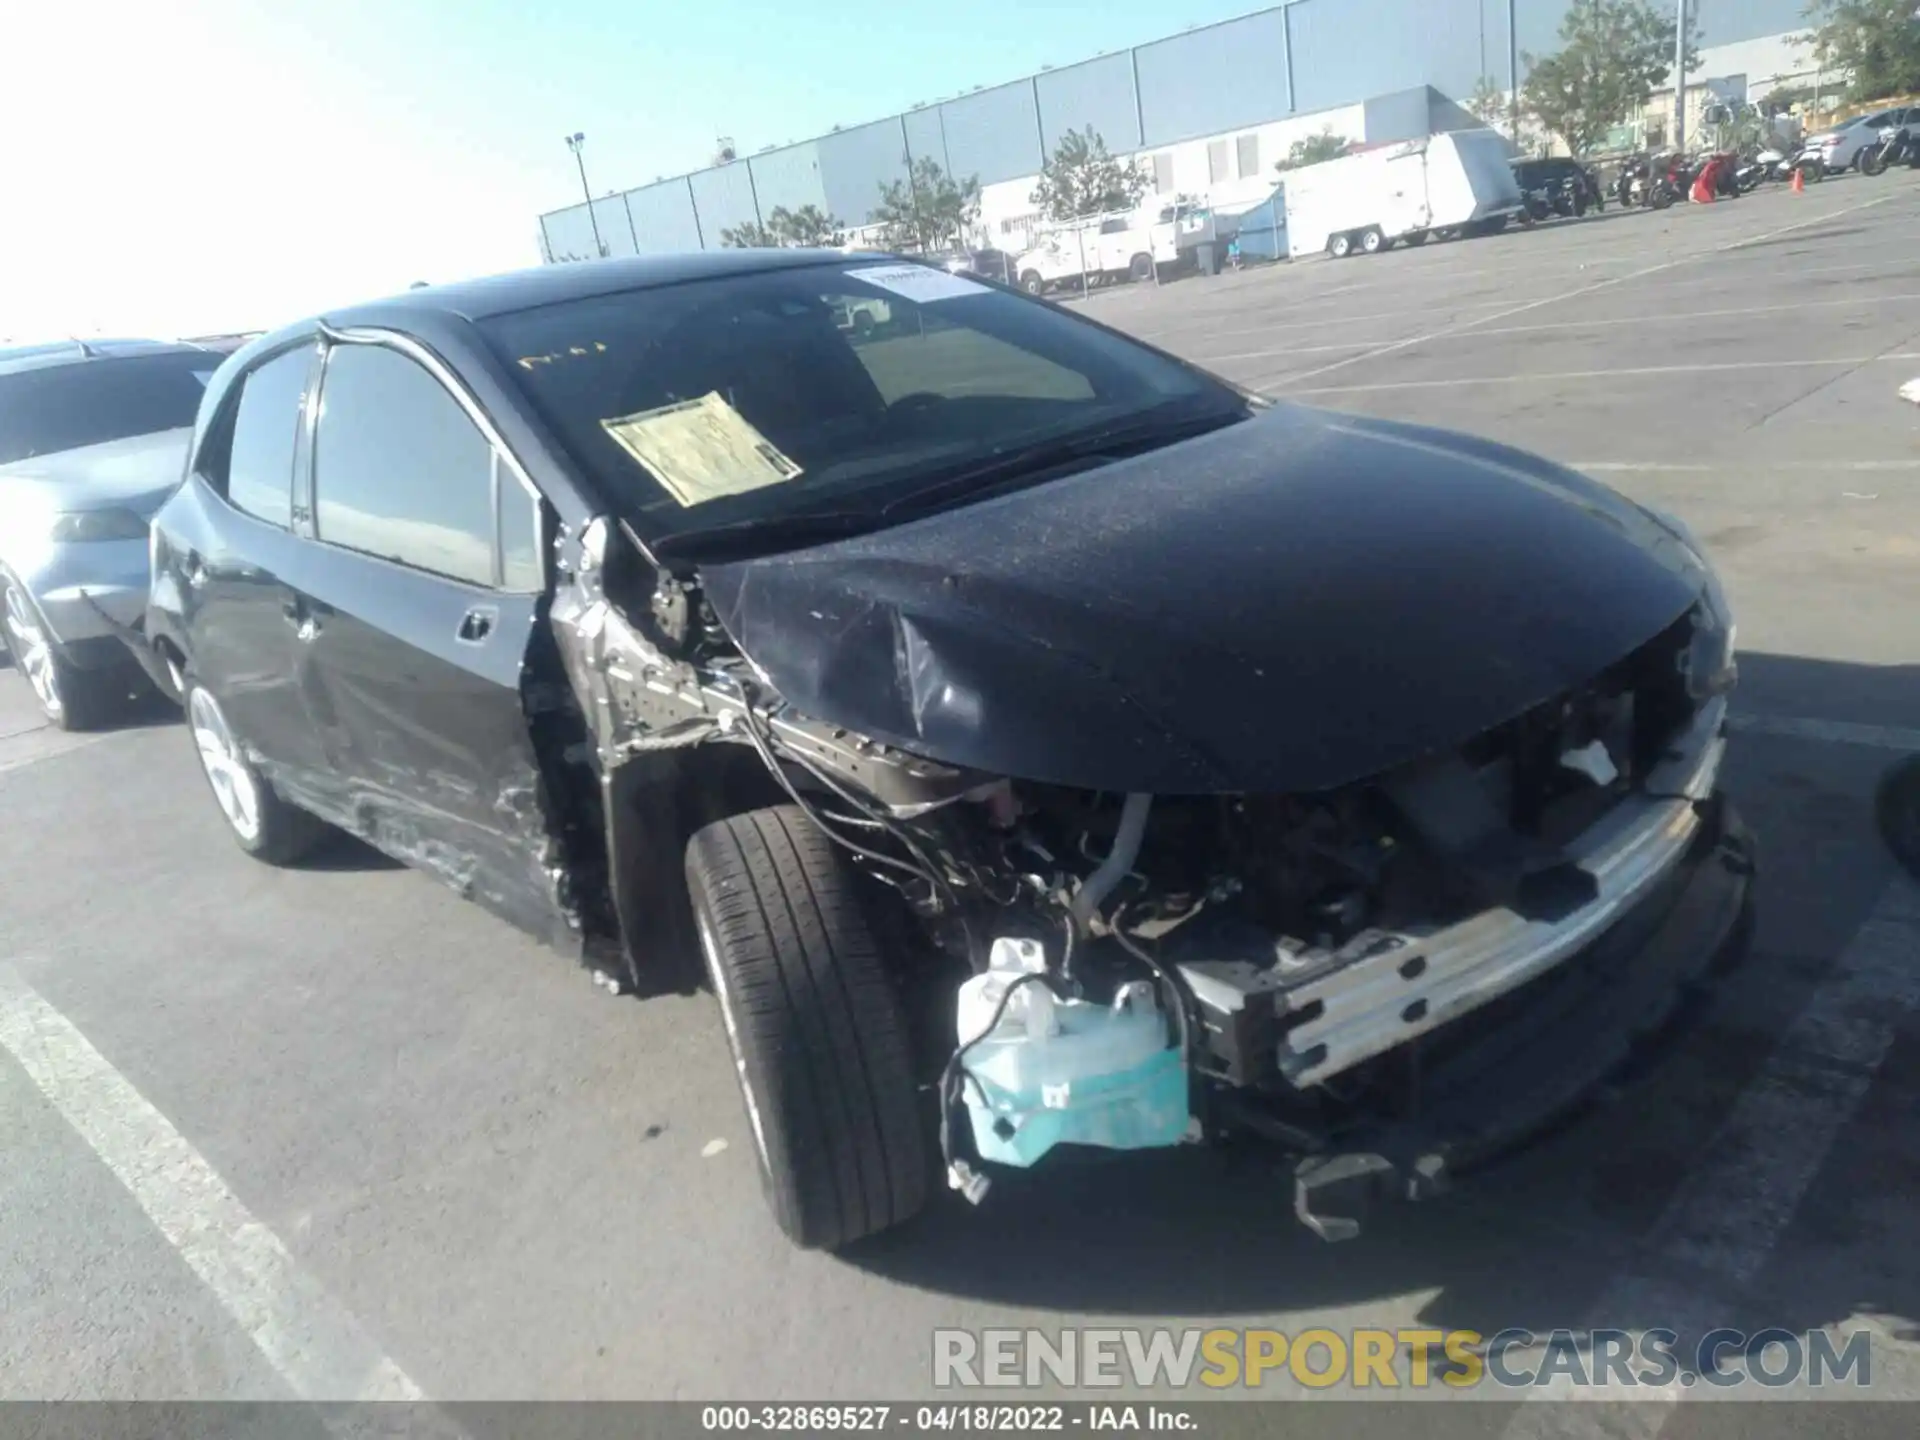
<box><xmin>549</xmin><ymin>508</ymin><xmax>1742</xmax><ymax>1230</ymax></box>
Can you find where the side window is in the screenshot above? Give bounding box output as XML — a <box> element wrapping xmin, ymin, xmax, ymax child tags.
<box><xmin>223</xmin><ymin>347</ymin><xmax>312</xmax><ymax>528</ymax></box>
<box><xmin>497</xmin><ymin>457</ymin><xmax>545</xmax><ymax>593</ymax></box>
<box><xmin>312</xmin><ymin>345</ymin><xmax>496</xmax><ymax>587</ymax></box>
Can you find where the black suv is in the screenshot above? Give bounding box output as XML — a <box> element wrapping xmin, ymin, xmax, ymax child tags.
<box><xmin>147</xmin><ymin>251</ymin><xmax>1751</xmax><ymax>1250</ymax></box>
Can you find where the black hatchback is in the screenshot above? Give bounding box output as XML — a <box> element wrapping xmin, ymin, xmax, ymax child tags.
<box><xmin>147</xmin><ymin>251</ymin><xmax>1751</xmax><ymax>1250</ymax></box>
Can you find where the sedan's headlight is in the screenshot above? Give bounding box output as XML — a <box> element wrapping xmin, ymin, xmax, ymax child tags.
<box><xmin>49</xmin><ymin>508</ymin><xmax>150</xmax><ymax>543</ymax></box>
<box><xmin>1642</xmin><ymin>506</ymin><xmax>1736</xmax><ymax>699</ymax></box>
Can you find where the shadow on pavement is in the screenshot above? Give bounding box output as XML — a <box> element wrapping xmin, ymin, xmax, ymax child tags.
<box><xmin>846</xmin><ymin>650</ymin><xmax>1920</xmax><ymax>1354</ymax></box>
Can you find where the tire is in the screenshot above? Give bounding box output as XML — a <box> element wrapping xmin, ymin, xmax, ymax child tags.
<box><xmin>1327</xmin><ymin>232</ymin><xmax>1354</xmax><ymax>259</ymax></box>
<box><xmin>1359</xmin><ymin>226</ymin><xmax>1387</xmax><ymax>254</ymax></box>
<box><xmin>1128</xmin><ymin>252</ymin><xmax>1154</xmax><ymax>283</ymax></box>
<box><xmin>1861</xmin><ymin>146</ymin><xmax>1888</xmax><ymax>177</ymax></box>
<box><xmin>1019</xmin><ymin>270</ymin><xmax>1045</xmax><ymax>296</ymax></box>
<box><xmin>1404</xmin><ymin>229</ymin><xmax>1429</xmax><ymax>246</ymax></box>
<box><xmin>185</xmin><ymin>683</ymin><xmax>328</xmax><ymax>864</ymax></box>
<box><xmin>2</xmin><ymin>575</ymin><xmax>119</xmax><ymax>731</ymax></box>
<box><xmin>686</xmin><ymin>805</ymin><xmax>929</xmax><ymax>1250</ymax></box>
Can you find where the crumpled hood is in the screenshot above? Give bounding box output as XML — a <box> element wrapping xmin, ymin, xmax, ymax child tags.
<box><xmin>0</xmin><ymin>427</ymin><xmax>190</xmax><ymax>518</ymax></box>
<box><xmin>700</xmin><ymin>404</ymin><xmax>1708</xmax><ymax>795</ymax></box>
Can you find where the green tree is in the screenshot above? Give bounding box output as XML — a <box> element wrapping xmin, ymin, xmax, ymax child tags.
<box><xmin>718</xmin><ymin>205</ymin><xmax>845</xmax><ymax>249</ymax></box>
<box><xmin>869</xmin><ymin>157</ymin><xmax>981</xmax><ymax>253</ymax></box>
<box><xmin>718</xmin><ymin>219</ymin><xmax>779</xmax><ymax>248</ymax></box>
<box><xmin>1029</xmin><ymin>127</ymin><xmax>1149</xmax><ymax>223</ymax></box>
<box><xmin>768</xmin><ymin>204</ymin><xmax>844</xmax><ymax>246</ymax></box>
<box><xmin>1807</xmin><ymin>0</ymin><xmax>1920</xmax><ymax>102</ymax></box>
<box><xmin>1274</xmin><ymin>130</ymin><xmax>1355</xmax><ymax>172</ymax></box>
<box><xmin>1466</xmin><ymin>75</ymin><xmax>1510</xmax><ymax>128</ymax></box>
<box><xmin>1522</xmin><ymin>0</ymin><xmax>1699</xmax><ymax>156</ymax></box>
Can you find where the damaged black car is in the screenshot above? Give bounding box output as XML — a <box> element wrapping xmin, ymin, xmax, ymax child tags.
<box><xmin>145</xmin><ymin>251</ymin><xmax>1753</xmax><ymax>1250</ymax></box>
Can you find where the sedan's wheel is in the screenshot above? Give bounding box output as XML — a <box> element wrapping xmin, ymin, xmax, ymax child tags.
<box><xmin>3</xmin><ymin>579</ymin><xmax>111</xmax><ymax>730</ymax></box>
<box><xmin>185</xmin><ymin>684</ymin><xmax>326</xmax><ymax>863</ymax></box>
<box><xmin>686</xmin><ymin>805</ymin><xmax>929</xmax><ymax>1250</ymax></box>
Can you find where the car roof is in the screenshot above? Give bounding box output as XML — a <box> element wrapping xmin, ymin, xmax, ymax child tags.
<box><xmin>0</xmin><ymin>339</ymin><xmax>212</xmax><ymax>377</ymax></box>
<box><xmin>320</xmin><ymin>249</ymin><xmax>893</xmax><ymax>332</ymax></box>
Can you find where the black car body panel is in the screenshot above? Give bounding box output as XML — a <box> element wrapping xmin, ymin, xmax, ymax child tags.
<box><xmin>146</xmin><ymin>253</ymin><xmax>1749</xmax><ymax>1243</ymax></box>
<box><xmin>703</xmin><ymin>404</ymin><xmax>1704</xmax><ymax>793</ymax></box>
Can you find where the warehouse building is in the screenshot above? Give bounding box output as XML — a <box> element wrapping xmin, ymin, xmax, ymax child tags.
<box><xmin>537</xmin><ymin>0</ymin><xmax>1812</xmax><ymax>263</ymax></box>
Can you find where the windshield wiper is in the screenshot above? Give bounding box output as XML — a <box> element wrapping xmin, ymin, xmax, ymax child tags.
<box><xmin>650</xmin><ymin>506</ymin><xmax>882</xmax><ymax>563</ymax></box>
<box><xmin>652</xmin><ymin>401</ymin><xmax>1247</xmax><ymax>565</ymax></box>
<box><xmin>877</xmin><ymin>401</ymin><xmax>1246</xmax><ymax>521</ymax></box>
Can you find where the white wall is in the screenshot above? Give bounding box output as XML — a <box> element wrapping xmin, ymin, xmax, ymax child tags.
<box><xmin>1690</xmin><ymin>31</ymin><xmax>1819</xmax><ymax>100</ymax></box>
<box><xmin>975</xmin><ymin>102</ymin><xmax>1371</xmax><ymax>253</ymax></box>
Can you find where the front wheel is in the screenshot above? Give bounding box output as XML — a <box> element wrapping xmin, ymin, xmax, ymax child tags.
<box><xmin>1128</xmin><ymin>252</ymin><xmax>1154</xmax><ymax>283</ymax></box>
<box><xmin>1018</xmin><ymin>269</ymin><xmax>1045</xmax><ymax>296</ymax></box>
<box><xmin>686</xmin><ymin>806</ymin><xmax>929</xmax><ymax>1250</ymax></box>
<box><xmin>1861</xmin><ymin>146</ymin><xmax>1889</xmax><ymax>177</ymax></box>
<box><xmin>185</xmin><ymin>684</ymin><xmax>329</xmax><ymax>863</ymax></box>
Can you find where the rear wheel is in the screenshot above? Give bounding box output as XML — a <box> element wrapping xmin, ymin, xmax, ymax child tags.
<box><xmin>1327</xmin><ymin>232</ymin><xmax>1355</xmax><ymax>259</ymax></box>
<box><xmin>1404</xmin><ymin>229</ymin><xmax>1429</xmax><ymax>246</ymax></box>
<box><xmin>1861</xmin><ymin>145</ymin><xmax>1889</xmax><ymax>177</ymax></box>
<box><xmin>1359</xmin><ymin>226</ymin><xmax>1387</xmax><ymax>254</ymax></box>
<box><xmin>186</xmin><ymin>684</ymin><xmax>328</xmax><ymax>863</ymax></box>
<box><xmin>1019</xmin><ymin>269</ymin><xmax>1045</xmax><ymax>296</ymax></box>
<box><xmin>1128</xmin><ymin>252</ymin><xmax>1154</xmax><ymax>283</ymax></box>
<box><xmin>686</xmin><ymin>805</ymin><xmax>929</xmax><ymax>1250</ymax></box>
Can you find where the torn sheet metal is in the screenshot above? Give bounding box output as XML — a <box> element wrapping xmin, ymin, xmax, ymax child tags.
<box><xmin>699</xmin><ymin>404</ymin><xmax>1710</xmax><ymax>796</ymax></box>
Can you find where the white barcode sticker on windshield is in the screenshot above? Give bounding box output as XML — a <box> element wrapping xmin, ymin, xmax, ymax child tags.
<box><xmin>846</xmin><ymin>264</ymin><xmax>990</xmax><ymax>303</ymax></box>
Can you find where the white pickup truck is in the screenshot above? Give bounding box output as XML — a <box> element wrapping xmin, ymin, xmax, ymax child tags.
<box><xmin>1013</xmin><ymin>205</ymin><xmax>1196</xmax><ymax>295</ymax></box>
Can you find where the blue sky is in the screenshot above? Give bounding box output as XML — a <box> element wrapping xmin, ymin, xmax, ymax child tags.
<box><xmin>0</xmin><ymin>0</ymin><xmax>1260</xmax><ymax>340</ymax></box>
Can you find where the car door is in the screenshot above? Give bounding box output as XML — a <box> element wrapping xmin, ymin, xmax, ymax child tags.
<box><xmin>180</xmin><ymin>340</ymin><xmax>338</xmax><ymax>789</ymax></box>
<box><xmin>285</xmin><ymin>336</ymin><xmax>562</xmax><ymax>936</ymax></box>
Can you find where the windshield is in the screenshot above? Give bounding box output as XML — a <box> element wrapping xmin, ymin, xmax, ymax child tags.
<box><xmin>480</xmin><ymin>260</ymin><xmax>1239</xmax><ymax>543</ymax></box>
<box><xmin>0</xmin><ymin>352</ymin><xmax>217</xmax><ymax>465</ymax></box>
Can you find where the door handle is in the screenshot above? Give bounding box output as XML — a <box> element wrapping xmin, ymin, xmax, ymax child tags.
<box><xmin>456</xmin><ymin>606</ymin><xmax>497</xmax><ymax>645</ymax></box>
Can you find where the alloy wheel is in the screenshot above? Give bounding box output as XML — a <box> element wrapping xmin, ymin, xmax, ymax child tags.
<box><xmin>188</xmin><ymin>688</ymin><xmax>262</xmax><ymax>841</ymax></box>
<box><xmin>4</xmin><ymin>583</ymin><xmax>61</xmax><ymax>718</ymax></box>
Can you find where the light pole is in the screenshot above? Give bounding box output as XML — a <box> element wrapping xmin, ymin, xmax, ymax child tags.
<box><xmin>1673</xmin><ymin>0</ymin><xmax>1689</xmax><ymax>157</ymax></box>
<box><xmin>565</xmin><ymin>132</ymin><xmax>606</xmax><ymax>258</ymax></box>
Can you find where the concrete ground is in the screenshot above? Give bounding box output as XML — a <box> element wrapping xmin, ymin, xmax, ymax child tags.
<box><xmin>5</xmin><ymin>178</ymin><xmax>1920</xmax><ymax>1435</ymax></box>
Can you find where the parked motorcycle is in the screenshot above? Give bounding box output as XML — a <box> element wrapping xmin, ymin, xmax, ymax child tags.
<box><xmin>1860</xmin><ymin>121</ymin><xmax>1920</xmax><ymax>176</ymax></box>
<box><xmin>1791</xmin><ymin>141</ymin><xmax>1828</xmax><ymax>182</ymax></box>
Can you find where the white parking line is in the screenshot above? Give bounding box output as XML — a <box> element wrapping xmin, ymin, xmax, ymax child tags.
<box><xmin>1270</xmin><ymin>353</ymin><xmax>1920</xmax><ymax>396</ymax></box>
<box><xmin>1272</xmin><ymin>191</ymin><xmax>1908</xmax><ymax>389</ymax></box>
<box><xmin>0</xmin><ymin>966</ymin><xmax>429</xmax><ymax>1403</ymax></box>
<box><xmin>1727</xmin><ymin>714</ymin><xmax>1920</xmax><ymax>752</ymax></box>
<box><xmin>1500</xmin><ymin>878</ymin><xmax>1920</xmax><ymax>1435</ymax></box>
<box><xmin>1577</xmin><ymin>460</ymin><xmax>1920</xmax><ymax>473</ymax></box>
<box><xmin>1197</xmin><ymin>293</ymin><xmax>1920</xmax><ymax>366</ymax></box>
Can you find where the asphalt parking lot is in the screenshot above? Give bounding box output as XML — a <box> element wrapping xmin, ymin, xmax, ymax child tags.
<box><xmin>6</xmin><ymin>179</ymin><xmax>1920</xmax><ymax>1432</ymax></box>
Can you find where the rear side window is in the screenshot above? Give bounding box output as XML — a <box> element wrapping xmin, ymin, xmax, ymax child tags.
<box><xmin>312</xmin><ymin>345</ymin><xmax>495</xmax><ymax>587</ymax></box>
<box><xmin>0</xmin><ymin>353</ymin><xmax>216</xmax><ymax>465</ymax></box>
<box><xmin>224</xmin><ymin>348</ymin><xmax>312</xmax><ymax>528</ymax></box>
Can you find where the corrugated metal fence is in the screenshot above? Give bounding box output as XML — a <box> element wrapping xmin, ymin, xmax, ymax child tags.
<box><xmin>538</xmin><ymin>0</ymin><xmax>1806</xmax><ymax>261</ymax></box>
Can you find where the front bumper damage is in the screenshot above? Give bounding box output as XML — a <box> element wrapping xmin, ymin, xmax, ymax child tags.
<box><xmin>1280</xmin><ymin>794</ymin><xmax>1753</xmax><ymax>1239</ymax></box>
<box><xmin>1159</xmin><ymin>696</ymin><xmax>1753</xmax><ymax>1239</ymax></box>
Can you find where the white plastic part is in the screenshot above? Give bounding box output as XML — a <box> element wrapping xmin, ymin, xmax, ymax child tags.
<box><xmin>955</xmin><ymin>938</ymin><xmax>1189</xmax><ymax>1167</ymax></box>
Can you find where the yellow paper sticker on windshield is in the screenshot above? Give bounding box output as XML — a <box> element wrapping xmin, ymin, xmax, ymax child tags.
<box><xmin>599</xmin><ymin>392</ymin><xmax>803</xmax><ymax>508</ymax></box>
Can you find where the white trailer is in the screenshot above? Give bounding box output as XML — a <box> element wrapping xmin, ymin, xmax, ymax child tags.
<box><xmin>1285</xmin><ymin>130</ymin><xmax>1524</xmax><ymax>259</ymax></box>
